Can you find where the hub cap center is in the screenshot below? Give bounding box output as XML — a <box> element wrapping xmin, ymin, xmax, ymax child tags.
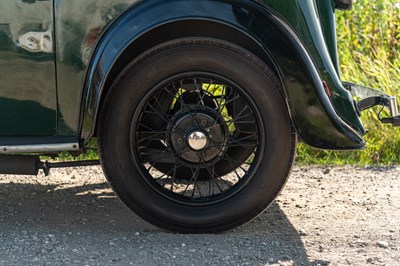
<box><xmin>169</xmin><ymin>106</ymin><xmax>228</xmax><ymax>163</ymax></box>
<box><xmin>187</xmin><ymin>131</ymin><xmax>208</xmax><ymax>150</ymax></box>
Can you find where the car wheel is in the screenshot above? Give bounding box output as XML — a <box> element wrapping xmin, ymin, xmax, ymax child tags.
<box><xmin>98</xmin><ymin>37</ymin><xmax>296</xmax><ymax>233</ymax></box>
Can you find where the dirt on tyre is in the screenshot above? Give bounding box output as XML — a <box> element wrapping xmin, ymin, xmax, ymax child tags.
<box><xmin>98</xmin><ymin>37</ymin><xmax>296</xmax><ymax>233</ymax></box>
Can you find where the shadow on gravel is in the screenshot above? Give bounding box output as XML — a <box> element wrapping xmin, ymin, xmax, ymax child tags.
<box><xmin>0</xmin><ymin>180</ymin><xmax>330</xmax><ymax>265</ymax></box>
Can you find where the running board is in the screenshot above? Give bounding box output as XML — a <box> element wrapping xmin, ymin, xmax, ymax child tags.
<box><xmin>0</xmin><ymin>155</ymin><xmax>100</xmax><ymax>176</ymax></box>
<box><xmin>0</xmin><ymin>142</ymin><xmax>79</xmax><ymax>154</ymax></box>
<box><xmin>344</xmin><ymin>82</ymin><xmax>400</xmax><ymax>127</ymax></box>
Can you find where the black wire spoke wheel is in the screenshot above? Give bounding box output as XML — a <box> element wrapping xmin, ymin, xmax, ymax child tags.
<box><xmin>133</xmin><ymin>74</ymin><xmax>261</xmax><ymax>203</ymax></box>
<box><xmin>98</xmin><ymin>38</ymin><xmax>296</xmax><ymax>233</ymax></box>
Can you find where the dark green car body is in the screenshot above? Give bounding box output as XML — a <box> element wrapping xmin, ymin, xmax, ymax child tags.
<box><xmin>0</xmin><ymin>0</ymin><xmax>365</xmax><ymax>153</ymax></box>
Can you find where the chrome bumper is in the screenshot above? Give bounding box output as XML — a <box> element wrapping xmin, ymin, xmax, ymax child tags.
<box><xmin>344</xmin><ymin>82</ymin><xmax>400</xmax><ymax>126</ymax></box>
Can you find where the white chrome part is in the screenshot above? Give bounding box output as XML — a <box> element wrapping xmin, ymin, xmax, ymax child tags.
<box><xmin>388</xmin><ymin>96</ymin><xmax>399</xmax><ymax>117</ymax></box>
<box><xmin>17</xmin><ymin>29</ymin><xmax>53</xmax><ymax>53</ymax></box>
<box><xmin>0</xmin><ymin>143</ymin><xmax>79</xmax><ymax>154</ymax></box>
<box><xmin>187</xmin><ymin>131</ymin><xmax>208</xmax><ymax>150</ymax></box>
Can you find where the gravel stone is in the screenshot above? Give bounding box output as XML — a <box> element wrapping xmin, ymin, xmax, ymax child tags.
<box><xmin>298</xmin><ymin>228</ymin><xmax>308</xmax><ymax>236</ymax></box>
<box><xmin>377</xmin><ymin>241</ymin><xmax>389</xmax><ymax>248</ymax></box>
<box><xmin>0</xmin><ymin>165</ymin><xmax>398</xmax><ymax>265</ymax></box>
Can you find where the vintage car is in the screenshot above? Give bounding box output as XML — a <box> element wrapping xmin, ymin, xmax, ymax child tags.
<box><xmin>0</xmin><ymin>0</ymin><xmax>398</xmax><ymax>233</ymax></box>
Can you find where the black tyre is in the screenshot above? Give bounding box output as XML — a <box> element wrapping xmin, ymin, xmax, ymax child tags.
<box><xmin>98</xmin><ymin>38</ymin><xmax>296</xmax><ymax>233</ymax></box>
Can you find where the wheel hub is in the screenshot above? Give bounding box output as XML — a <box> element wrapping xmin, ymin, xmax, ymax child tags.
<box><xmin>169</xmin><ymin>106</ymin><xmax>228</xmax><ymax>164</ymax></box>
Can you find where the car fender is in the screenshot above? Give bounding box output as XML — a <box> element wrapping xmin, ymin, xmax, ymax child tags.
<box><xmin>80</xmin><ymin>0</ymin><xmax>365</xmax><ymax>149</ymax></box>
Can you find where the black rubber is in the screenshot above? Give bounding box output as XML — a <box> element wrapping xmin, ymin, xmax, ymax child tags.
<box><xmin>98</xmin><ymin>37</ymin><xmax>296</xmax><ymax>233</ymax></box>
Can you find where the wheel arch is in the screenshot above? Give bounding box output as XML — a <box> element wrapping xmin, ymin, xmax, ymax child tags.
<box><xmin>80</xmin><ymin>0</ymin><xmax>365</xmax><ymax>149</ymax></box>
<box><xmin>90</xmin><ymin>19</ymin><xmax>280</xmax><ymax>134</ymax></box>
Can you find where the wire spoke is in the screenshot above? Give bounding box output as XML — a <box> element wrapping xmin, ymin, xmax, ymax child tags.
<box><xmin>140</xmin><ymin>148</ymin><xmax>176</xmax><ymax>164</ymax></box>
<box><xmin>181</xmin><ymin>164</ymin><xmax>200</xmax><ymax>197</ymax></box>
<box><xmin>217</xmin><ymin>95</ymin><xmax>240</xmax><ymax>115</ymax></box>
<box><xmin>137</xmin><ymin>131</ymin><xmax>167</xmax><ymax>142</ymax></box>
<box><xmin>231</xmin><ymin>133</ymin><xmax>258</xmax><ymax>143</ymax></box>
<box><xmin>198</xmin><ymin>156</ymin><xmax>226</xmax><ymax>194</ymax></box>
<box><xmin>144</xmin><ymin>103</ymin><xmax>173</xmax><ymax>126</ymax></box>
<box><xmin>208</xmin><ymin>138</ymin><xmax>250</xmax><ymax>179</ymax></box>
<box><xmin>154</xmin><ymin>161</ymin><xmax>185</xmax><ymax>181</ymax></box>
<box><xmin>133</xmin><ymin>74</ymin><xmax>262</xmax><ymax>202</ymax></box>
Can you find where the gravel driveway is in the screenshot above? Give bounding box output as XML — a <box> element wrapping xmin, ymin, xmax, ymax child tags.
<box><xmin>0</xmin><ymin>165</ymin><xmax>399</xmax><ymax>265</ymax></box>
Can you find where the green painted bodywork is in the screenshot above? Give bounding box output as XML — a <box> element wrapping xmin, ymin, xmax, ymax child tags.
<box><xmin>315</xmin><ymin>0</ymin><xmax>340</xmax><ymax>72</ymax></box>
<box><xmin>264</xmin><ymin>0</ymin><xmax>363</xmax><ymax>134</ymax></box>
<box><xmin>0</xmin><ymin>0</ymin><xmax>367</xmax><ymax>150</ymax></box>
<box><xmin>53</xmin><ymin>0</ymin><xmax>135</xmax><ymax>136</ymax></box>
<box><xmin>0</xmin><ymin>0</ymin><xmax>56</xmax><ymax>135</ymax></box>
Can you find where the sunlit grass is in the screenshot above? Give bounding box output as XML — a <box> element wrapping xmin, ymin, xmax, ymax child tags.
<box><xmin>297</xmin><ymin>0</ymin><xmax>400</xmax><ymax>165</ymax></box>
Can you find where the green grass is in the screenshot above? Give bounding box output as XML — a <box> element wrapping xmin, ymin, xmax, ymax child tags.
<box><xmin>44</xmin><ymin>138</ymin><xmax>99</xmax><ymax>162</ymax></box>
<box><xmin>297</xmin><ymin>0</ymin><xmax>400</xmax><ymax>165</ymax></box>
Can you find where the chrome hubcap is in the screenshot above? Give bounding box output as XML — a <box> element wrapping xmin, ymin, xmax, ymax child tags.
<box><xmin>187</xmin><ymin>131</ymin><xmax>208</xmax><ymax>150</ymax></box>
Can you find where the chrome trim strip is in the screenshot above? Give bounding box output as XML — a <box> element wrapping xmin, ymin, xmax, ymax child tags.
<box><xmin>388</xmin><ymin>97</ymin><xmax>399</xmax><ymax>117</ymax></box>
<box><xmin>0</xmin><ymin>143</ymin><xmax>79</xmax><ymax>154</ymax></box>
<box><xmin>344</xmin><ymin>82</ymin><xmax>390</xmax><ymax>99</ymax></box>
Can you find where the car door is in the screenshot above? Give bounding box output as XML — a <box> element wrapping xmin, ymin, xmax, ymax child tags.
<box><xmin>0</xmin><ymin>0</ymin><xmax>56</xmax><ymax>136</ymax></box>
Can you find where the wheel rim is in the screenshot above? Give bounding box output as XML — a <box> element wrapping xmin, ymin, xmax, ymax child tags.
<box><xmin>130</xmin><ymin>73</ymin><xmax>264</xmax><ymax>205</ymax></box>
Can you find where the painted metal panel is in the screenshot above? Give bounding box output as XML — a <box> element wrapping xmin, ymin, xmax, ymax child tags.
<box><xmin>54</xmin><ymin>0</ymin><xmax>137</xmax><ymax>135</ymax></box>
<box><xmin>263</xmin><ymin>0</ymin><xmax>363</xmax><ymax>132</ymax></box>
<box><xmin>0</xmin><ymin>0</ymin><xmax>56</xmax><ymax>135</ymax></box>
